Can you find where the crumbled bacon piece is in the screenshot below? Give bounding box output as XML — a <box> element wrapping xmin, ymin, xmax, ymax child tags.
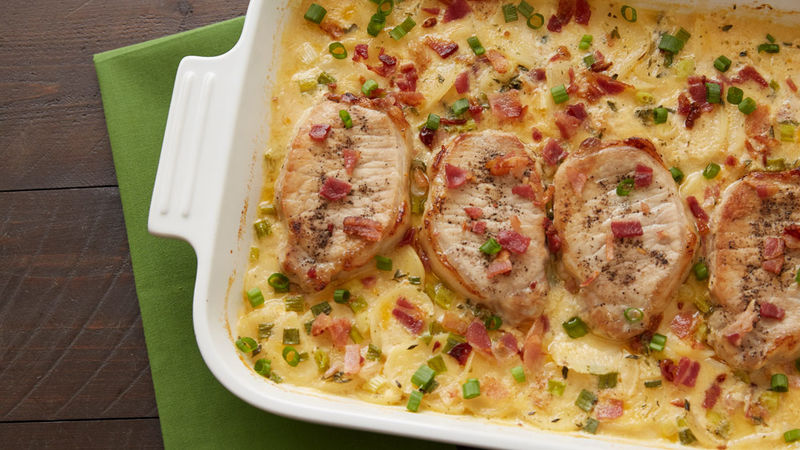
<box><xmin>686</xmin><ymin>196</ymin><xmax>709</xmax><ymax>233</ymax></box>
<box><xmin>596</xmin><ymin>399</ymin><xmax>624</xmax><ymax>421</ymax></box>
<box><xmin>611</xmin><ymin>220</ymin><xmax>643</xmax><ymax>239</ymax></box>
<box><xmin>442</xmin><ymin>311</ymin><xmax>468</xmax><ymax>334</ymax></box>
<box><xmin>464</xmin><ymin>206</ymin><xmax>483</xmax><ymax>219</ymax></box>
<box><xmin>468</xmin><ymin>99</ymin><xmax>483</xmax><ymax>122</ymax></box>
<box><xmin>763</xmin><ymin>236</ymin><xmax>785</xmax><ymax>259</ymax></box>
<box><xmin>309</xmin><ymin>124</ymin><xmax>331</xmax><ymax>141</ymax></box>
<box><xmin>343</xmin><ymin>216</ymin><xmax>383</xmax><ymax>241</ymax></box>
<box><xmin>544</xmin><ymin>218</ymin><xmax>562</xmax><ymax>253</ymax></box>
<box><xmin>455</xmin><ymin>71</ymin><xmax>470</xmax><ymax>94</ymax></box>
<box><xmin>494</xmin><ymin>332</ymin><xmax>519</xmax><ymax>358</ymax></box>
<box><xmin>422</xmin><ymin>17</ymin><xmax>437</xmax><ymax>27</ymax></box>
<box><xmin>521</xmin><ymin>318</ymin><xmax>546</xmax><ymax>371</ymax></box>
<box><xmin>392</xmin><ymin>91</ymin><xmax>425</xmax><ymax>106</ymax></box>
<box><xmin>497</xmin><ymin>229</ymin><xmax>531</xmax><ymax>254</ymax></box>
<box><xmin>311</xmin><ymin>316</ymin><xmax>351</xmax><ymax>348</ymax></box>
<box><xmin>489</xmin><ymin>91</ymin><xmax>526</xmax><ymax>120</ymax></box>
<box><xmin>360</xmin><ymin>276</ymin><xmax>376</xmax><ymax>288</ymax></box>
<box><xmin>725</xmin><ymin>155</ymin><xmax>738</xmax><ymax>167</ymax></box>
<box><xmin>549</xmin><ymin>45</ymin><xmax>571</xmax><ymax>62</ymax></box>
<box><xmin>670</xmin><ymin>312</ymin><xmax>695</xmax><ymax>339</ymax></box>
<box><xmin>542</xmin><ymin>139</ymin><xmax>567</xmax><ymax>166</ymax></box>
<box><xmin>343</xmin><ymin>149</ymin><xmax>360</xmax><ymax>175</ymax></box>
<box><xmin>448</xmin><ymin>342</ymin><xmax>473</xmax><ymax>365</ymax></box>
<box><xmin>471</xmin><ymin>221</ymin><xmax>487</xmax><ymax>235</ymax></box>
<box><xmin>445</xmin><ymin>163</ymin><xmax>468</xmax><ymax>188</ymax></box>
<box><xmin>634</xmin><ymin>164</ymin><xmax>653</xmax><ymax>188</ymax></box>
<box><xmin>512</xmin><ymin>184</ymin><xmax>536</xmax><ymax>200</ymax></box>
<box><xmin>392</xmin><ymin>297</ymin><xmax>424</xmax><ymax>335</ymax></box>
<box><xmin>785</xmin><ymin>225</ymin><xmax>800</xmax><ymax>240</ymax></box>
<box><xmin>465</xmin><ymin>320</ymin><xmax>493</xmax><ymax>354</ymax></box>
<box><xmin>486</xmin><ymin>49</ymin><xmax>510</xmax><ymax>74</ymax></box>
<box><xmin>422</xmin><ymin>7</ymin><xmax>440</xmax><ymax>14</ymax></box>
<box><xmin>675</xmin><ymin>357</ymin><xmax>701</xmax><ymax>387</ymax></box>
<box><xmin>486</xmin><ymin>151</ymin><xmax>530</xmax><ymax>177</ymax></box>
<box><xmin>732</xmin><ymin>65</ymin><xmax>769</xmax><ymax>88</ymax></box>
<box><xmin>398</xmin><ymin>227</ymin><xmax>416</xmax><ymax>247</ymax></box>
<box><xmin>703</xmin><ymin>383</ymin><xmax>722</xmax><ymax>409</ymax></box>
<box><xmin>589</xmin><ymin>51</ymin><xmax>611</xmax><ymax>72</ymax></box>
<box><xmin>344</xmin><ymin>344</ymin><xmax>362</xmax><ymax>374</ymax></box>
<box><xmin>530</xmin><ymin>68</ymin><xmax>547</xmax><ymax>82</ymax></box>
<box><xmin>531</xmin><ymin>127</ymin><xmax>543</xmax><ymax>142</ymax></box>
<box><xmin>487</xmin><ymin>250</ymin><xmax>513</xmax><ymax>278</ymax></box>
<box><xmin>425</xmin><ymin>36</ymin><xmax>459</xmax><ymax>59</ymax></box>
<box><xmin>419</xmin><ymin>126</ymin><xmax>436</xmax><ymax>147</ymax></box>
<box><xmin>787</xmin><ymin>77</ymin><xmax>798</xmax><ymax>92</ymax></box>
<box><xmin>367</xmin><ymin>49</ymin><xmax>397</xmax><ymax>77</ymax></box>
<box><xmin>660</xmin><ymin>359</ymin><xmax>677</xmax><ymax>382</ymax></box>
<box><xmin>443</xmin><ymin>0</ymin><xmax>471</xmax><ymax>22</ymax></box>
<box><xmin>760</xmin><ymin>302</ymin><xmax>785</xmax><ymax>320</ymax></box>
<box><xmin>554</xmin><ymin>103</ymin><xmax>587</xmax><ymax>139</ymax></box>
<box><xmin>395</xmin><ymin>64</ymin><xmax>418</xmax><ymax>92</ymax></box>
<box><xmin>311</xmin><ymin>313</ymin><xmax>333</xmax><ymax>336</ymax></box>
<box><xmin>352</xmin><ymin>44</ymin><xmax>369</xmax><ymax>62</ymax></box>
<box><xmin>575</xmin><ymin>0</ymin><xmax>591</xmax><ymax>25</ymax></box>
<box><xmin>547</xmin><ymin>14</ymin><xmax>564</xmax><ymax>32</ymax></box>
<box><xmin>319</xmin><ymin>177</ymin><xmax>352</xmax><ymax>201</ymax></box>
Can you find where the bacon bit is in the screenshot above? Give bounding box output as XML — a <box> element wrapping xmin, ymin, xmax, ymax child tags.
<box><xmin>522</xmin><ymin>318</ymin><xmax>546</xmax><ymax>372</ymax></box>
<box><xmin>392</xmin><ymin>297</ymin><xmax>424</xmax><ymax>335</ymax></box>
<box><xmin>544</xmin><ymin>218</ymin><xmax>562</xmax><ymax>253</ymax></box>
<box><xmin>660</xmin><ymin>359</ymin><xmax>677</xmax><ymax>382</ymax></box>
<box><xmin>398</xmin><ymin>227</ymin><xmax>416</xmax><ymax>247</ymax></box>
<box><xmin>567</xmin><ymin>103</ymin><xmax>588</xmax><ymax>120</ymax></box>
<box><xmin>422</xmin><ymin>17</ymin><xmax>437</xmax><ymax>27</ymax></box>
<box><xmin>785</xmin><ymin>224</ymin><xmax>800</xmax><ymax>240</ymax></box>
<box><xmin>580</xmin><ymin>270</ymin><xmax>600</xmax><ymax>287</ymax></box>
<box><xmin>670</xmin><ymin>398</ymin><xmax>687</xmax><ymax>409</ymax></box>
<box><xmin>319</xmin><ymin>21</ymin><xmax>349</xmax><ymax>39</ymax></box>
<box><xmin>531</xmin><ymin>68</ymin><xmax>547</xmax><ymax>82</ymax></box>
<box><xmin>498</xmin><ymin>229</ymin><xmax>531</xmax><ymax>254</ymax></box>
<box><xmin>448</xmin><ymin>342</ymin><xmax>473</xmax><ymax>365</ymax></box>
<box><xmin>455</xmin><ymin>71</ymin><xmax>470</xmax><ymax>94</ymax></box>
<box><xmin>466</xmin><ymin>320</ymin><xmax>493</xmax><ymax>354</ymax></box>
<box><xmin>489</xmin><ymin>90</ymin><xmax>526</xmax><ymax>120</ymax></box>
<box><xmin>486</xmin><ymin>49</ymin><xmax>510</xmax><ymax>74</ymax></box>
<box><xmin>594</xmin><ymin>73</ymin><xmax>629</xmax><ymax>95</ymax></box>
<box><xmin>392</xmin><ymin>91</ymin><xmax>425</xmax><ymax>106</ymax></box>
<box><xmin>787</xmin><ymin>77</ymin><xmax>798</xmax><ymax>92</ymax></box>
<box><xmin>676</xmin><ymin>357</ymin><xmax>701</xmax><ymax>387</ymax></box>
<box><xmin>442</xmin><ymin>0</ymin><xmax>471</xmax><ymax>22</ymax></box>
<box><xmin>596</xmin><ymin>399</ymin><xmax>624</xmax><ymax>421</ymax></box>
<box><xmin>343</xmin><ymin>216</ymin><xmax>383</xmax><ymax>241</ymax></box>
<box><xmin>726</xmin><ymin>332</ymin><xmax>741</xmax><ymax>346</ymax></box>
<box><xmin>511</xmin><ymin>184</ymin><xmax>535</xmax><ymax>201</ymax></box>
<box><xmin>471</xmin><ymin>221</ymin><xmax>487</xmax><ymax>235</ymax></box>
<box><xmin>686</xmin><ymin>196</ymin><xmax>709</xmax><ymax>234</ymax></box>
<box><xmin>360</xmin><ymin>276</ymin><xmax>377</xmax><ymax>288</ymax></box>
<box><xmin>725</xmin><ymin>155</ymin><xmax>738</xmax><ymax>167</ymax></box>
<box><xmin>732</xmin><ymin>65</ymin><xmax>769</xmax><ymax>88</ymax></box>
<box><xmin>344</xmin><ymin>344</ymin><xmax>362</xmax><ymax>374</ymax></box>
<box><xmin>366</xmin><ymin>49</ymin><xmax>397</xmax><ymax>78</ymax></box>
<box><xmin>549</xmin><ymin>45</ymin><xmax>572</xmax><ymax>62</ymax></box>
<box><xmin>442</xmin><ymin>311</ymin><xmax>469</xmax><ymax>335</ymax></box>
<box><xmin>445</xmin><ymin>163</ymin><xmax>468</xmax><ymax>188</ymax></box>
<box><xmin>486</xmin><ymin>151</ymin><xmax>530</xmax><ymax>177</ymax></box>
<box><xmin>634</xmin><ymin>164</ymin><xmax>653</xmax><ymax>188</ymax></box>
<box><xmin>752</xmin><ymin>181</ymin><xmax>779</xmax><ymax>198</ymax></box>
<box><xmin>468</xmin><ymin>99</ymin><xmax>483</xmax><ymax>122</ymax></box>
<box><xmin>589</xmin><ymin>50</ymin><xmax>611</xmax><ymax>72</ymax></box>
<box><xmin>342</xmin><ymin>149</ymin><xmax>360</xmax><ymax>175</ymax></box>
<box><xmin>311</xmin><ymin>313</ymin><xmax>333</xmax><ymax>336</ymax></box>
<box><xmin>611</xmin><ymin>220</ymin><xmax>643</xmax><ymax>238</ymax></box>
<box><xmin>763</xmin><ymin>236</ymin><xmax>785</xmax><ymax>259</ymax></box>
<box><xmin>464</xmin><ymin>206</ymin><xmax>483</xmax><ymax>219</ymax></box>
<box><xmin>319</xmin><ymin>177</ymin><xmax>352</xmax><ymax>201</ymax></box>
<box><xmin>547</xmin><ymin>14</ymin><xmax>564</xmax><ymax>32</ymax></box>
<box><xmin>432</xmin><ymin>341</ymin><xmax>442</xmax><ymax>352</ymax></box>
<box><xmin>425</xmin><ymin>36</ymin><xmax>459</xmax><ymax>59</ymax></box>
<box><xmin>328</xmin><ymin>318</ymin><xmax>352</xmax><ymax>348</ymax></box>
<box><xmin>494</xmin><ymin>332</ymin><xmax>519</xmax><ymax>358</ymax></box>
<box><xmin>688</xmin><ymin>76</ymin><xmax>708</xmax><ymax>103</ymax></box>
<box><xmin>353</xmin><ymin>44</ymin><xmax>369</xmax><ymax>62</ymax></box>
<box><xmin>543</xmin><ymin>139</ymin><xmax>567</xmax><ymax>166</ymax></box>
<box><xmin>395</xmin><ymin>64</ymin><xmax>419</xmax><ymax>92</ymax></box>
<box><xmin>745</xmin><ymin>105</ymin><xmax>771</xmax><ymax>138</ymax></box>
<box><xmin>309</xmin><ymin>124</ymin><xmax>331</xmax><ymax>141</ymax></box>
<box><xmin>575</xmin><ymin>0</ymin><xmax>591</xmax><ymax>24</ymax></box>
<box><xmin>487</xmin><ymin>250</ymin><xmax>513</xmax><ymax>278</ymax></box>
<box><xmin>531</xmin><ymin>127</ymin><xmax>543</xmax><ymax>142</ymax></box>
<box><xmin>670</xmin><ymin>313</ymin><xmax>695</xmax><ymax>339</ymax></box>
<box><xmin>422</xmin><ymin>7</ymin><xmax>440</xmax><ymax>14</ymax></box>
<box><xmin>554</xmin><ymin>111</ymin><xmax>583</xmax><ymax>140</ymax></box>
<box><xmin>760</xmin><ymin>302</ymin><xmax>785</xmax><ymax>320</ymax></box>
<box><xmin>419</xmin><ymin>127</ymin><xmax>436</xmax><ymax>147</ymax></box>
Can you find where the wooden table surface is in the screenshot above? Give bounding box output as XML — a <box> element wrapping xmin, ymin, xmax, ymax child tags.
<box><xmin>0</xmin><ymin>1</ymin><xmax>248</xmax><ymax>447</ymax></box>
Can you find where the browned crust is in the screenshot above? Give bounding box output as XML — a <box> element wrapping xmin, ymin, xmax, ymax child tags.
<box><xmin>570</xmin><ymin>136</ymin><xmax>666</xmax><ymax>169</ymax></box>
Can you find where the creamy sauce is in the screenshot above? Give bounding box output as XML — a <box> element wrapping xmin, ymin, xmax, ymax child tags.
<box><xmin>238</xmin><ymin>1</ymin><xmax>800</xmax><ymax>447</ymax></box>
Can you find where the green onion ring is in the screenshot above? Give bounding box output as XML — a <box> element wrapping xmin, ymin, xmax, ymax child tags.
<box><xmin>621</xmin><ymin>5</ymin><xmax>637</xmax><ymax>22</ymax></box>
<box><xmin>282</xmin><ymin>346</ymin><xmax>301</xmax><ymax>367</ymax></box>
<box><xmin>624</xmin><ymin>307</ymin><xmax>644</xmax><ymax>323</ymax></box>
<box><xmin>526</xmin><ymin>13</ymin><xmax>544</xmax><ymax>29</ymax></box>
<box><xmin>329</xmin><ymin>42</ymin><xmax>347</xmax><ymax>59</ymax></box>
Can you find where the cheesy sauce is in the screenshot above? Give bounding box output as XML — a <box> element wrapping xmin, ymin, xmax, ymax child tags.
<box><xmin>237</xmin><ymin>0</ymin><xmax>800</xmax><ymax>447</ymax></box>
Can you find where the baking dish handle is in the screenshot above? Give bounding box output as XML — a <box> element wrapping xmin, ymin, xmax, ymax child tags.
<box><xmin>148</xmin><ymin>54</ymin><xmax>237</xmax><ymax>255</ymax></box>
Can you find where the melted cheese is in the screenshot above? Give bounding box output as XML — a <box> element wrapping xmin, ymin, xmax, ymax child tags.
<box><xmin>238</xmin><ymin>1</ymin><xmax>800</xmax><ymax>447</ymax></box>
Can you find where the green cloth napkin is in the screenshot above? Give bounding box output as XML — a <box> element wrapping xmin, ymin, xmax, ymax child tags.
<box><xmin>94</xmin><ymin>17</ymin><xmax>455</xmax><ymax>450</ymax></box>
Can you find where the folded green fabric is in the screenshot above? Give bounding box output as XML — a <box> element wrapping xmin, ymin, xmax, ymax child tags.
<box><xmin>94</xmin><ymin>17</ymin><xmax>454</xmax><ymax>450</ymax></box>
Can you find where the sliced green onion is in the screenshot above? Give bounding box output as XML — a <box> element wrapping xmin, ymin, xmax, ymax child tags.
<box><xmin>349</xmin><ymin>296</ymin><xmax>368</xmax><ymax>313</ymax></box>
<box><xmin>311</xmin><ymin>301</ymin><xmax>332</xmax><ymax>317</ymax></box>
<box><xmin>584</xmin><ymin>418</ymin><xmax>599</xmax><ymax>434</ymax></box>
<box><xmin>258</xmin><ymin>323</ymin><xmax>274</xmax><ymax>340</ymax></box>
<box><xmin>779</xmin><ymin>123</ymin><xmax>796</xmax><ymax>142</ymax></box>
<box><xmin>349</xmin><ymin>326</ymin><xmax>364</xmax><ymax>344</ymax></box>
<box><xmin>675</xmin><ymin>57</ymin><xmax>695</xmax><ymax>79</ymax></box>
<box><xmin>693</xmin><ymin>261</ymin><xmax>709</xmax><ymax>281</ymax></box>
<box><xmin>282</xmin><ymin>346</ymin><xmax>301</xmax><ymax>366</ymax></box>
<box><xmin>713</xmin><ymin>55</ymin><xmax>732</xmax><ymax>72</ymax></box>
<box><xmin>304</xmin><ymin>3</ymin><xmax>327</xmax><ymax>24</ymax></box>
<box><xmin>658</xmin><ymin>34</ymin><xmax>683</xmax><ymax>54</ymax></box>
<box><xmin>706</xmin><ymin>82</ymin><xmax>722</xmax><ymax>104</ymax></box>
<box><xmin>314</xmin><ymin>349</ymin><xmax>329</xmax><ymax>372</ymax></box>
<box><xmin>517</xmin><ymin>0</ymin><xmax>533</xmax><ymax>18</ymax></box>
<box><xmin>367</xmin><ymin>13</ymin><xmax>386</xmax><ymax>37</ymax></box>
<box><xmin>236</xmin><ymin>336</ymin><xmax>258</xmax><ymax>353</ymax></box>
<box><xmin>282</xmin><ymin>328</ymin><xmax>300</xmax><ymax>345</ymax></box>
<box><xmin>268</xmin><ymin>273</ymin><xmax>290</xmax><ymax>293</ymax></box>
<box><xmin>616</xmin><ymin>178</ymin><xmax>634</xmax><ymax>196</ymax></box>
<box><xmin>527</xmin><ymin>13</ymin><xmax>544</xmax><ymax>29</ymax></box>
<box><xmin>644</xmin><ymin>379</ymin><xmax>662</xmax><ymax>388</ymax></box>
<box><xmin>738</xmin><ymin>97</ymin><xmax>757</xmax><ymax>114</ymax></box>
<box><xmin>433</xmin><ymin>283</ymin><xmax>455</xmax><ymax>309</ymax></box>
<box><xmin>675</xmin><ymin>27</ymin><xmax>691</xmax><ymax>43</ymax></box>
<box><xmin>249</xmin><ymin>246</ymin><xmax>260</xmax><ymax>262</ymax></box>
<box><xmin>511</xmin><ymin>366</ymin><xmax>526</xmax><ymax>383</ymax></box>
<box><xmin>427</xmin><ymin>355</ymin><xmax>447</xmax><ymax>373</ymax></box>
<box><xmin>548</xmin><ymin>379</ymin><xmax>566</xmax><ymax>396</ymax></box>
<box><xmin>361</xmin><ymin>79</ymin><xmax>379</xmax><ymax>96</ymax></box>
<box><xmin>624</xmin><ymin>307</ymin><xmax>643</xmax><ymax>323</ymax></box>
<box><xmin>254</xmin><ymin>219</ymin><xmax>271</xmax><ymax>238</ymax></box>
<box><xmin>451</xmin><ymin>98</ymin><xmax>470</xmax><ymax>115</ymax></box>
<box><xmin>377</xmin><ymin>0</ymin><xmax>393</xmax><ymax>17</ymax></box>
<box><xmin>598</xmin><ymin>372</ymin><xmax>618</xmax><ymax>389</ymax></box>
<box><xmin>328</xmin><ymin>42</ymin><xmax>347</xmax><ymax>59</ymax></box>
<box><xmin>366</xmin><ymin>343</ymin><xmax>382</xmax><ymax>361</ymax></box>
<box><xmin>502</xmin><ymin>4</ymin><xmax>518</xmax><ymax>22</ymax></box>
<box><xmin>426</xmin><ymin>113</ymin><xmax>440</xmax><ymax>131</ymax></box>
<box><xmin>726</xmin><ymin>86</ymin><xmax>743</xmax><ymax>104</ymax></box>
<box><xmin>767</xmin><ymin>33</ymin><xmax>776</xmax><ymax>43</ymax></box>
<box><xmin>563</xmin><ymin>317</ymin><xmax>589</xmax><ymax>339</ymax></box>
<box><xmin>771</xmin><ymin>373</ymin><xmax>789</xmax><ymax>392</ymax></box>
<box><xmin>679</xmin><ymin>428</ymin><xmax>697</xmax><ymax>445</ymax></box>
<box><xmin>254</xmin><ymin>358</ymin><xmax>271</xmax><ymax>377</ymax></box>
<box><xmin>407</xmin><ymin>390</ymin><xmax>423</xmax><ymax>412</ymax></box>
<box><xmin>786</xmin><ymin>429</ymin><xmax>800</xmax><ymax>443</ymax></box>
<box><xmin>649</xmin><ymin>333</ymin><xmax>667</xmax><ymax>352</ymax></box>
<box><xmin>412</xmin><ymin>364</ymin><xmax>436</xmax><ymax>390</ymax></box>
<box><xmin>246</xmin><ymin>287</ymin><xmax>265</xmax><ymax>308</ymax></box>
<box><xmin>551</xmin><ymin>84</ymin><xmax>569</xmax><ymax>104</ymax></box>
<box><xmin>316</xmin><ymin>71</ymin><xmax>336</xmax><ymax>86</ymax></box>
<box><xmin>654</xmin><ymin>107</ymin><xmax>668</xmax><ymax>124</ymax></box>
<box><xmin>757</xmin><ymin>43</ymin><xmax>780</xmax><ymax>53</ymax></box>
<box><xmin>258</xmin><ymin>201</ymin><xmax>277</xmax><ymax>215</ymax></box>
<box><xmin>409</xmin><ymin>276</ymin><xmax>422</xmax><ymax>285</ymax></box>
<box><xmin>621</xmin><ymin>5</ymin><xmax>637</xmax><ymax>22</ymax></box>
<box><xmin>339</xmin><ymin>109</ymin><xmax>353</xmax><ymax>128</ymax></box>
<box><xmin>575</xmin><ymin>389</ymin><xmax>598</xmax><ymax>412</ymax></box>
<box><xmin>333</xmin><ymin>289</ymin><xmax>351</xmax><ymax>304</ymax></box>
<box><xmin>466</xmin><ymin>36</ymin><xmax>485</xmax><ymax>56</ymax></box>
<box><xmin>579</xmin><ymin>34</ymin><xmax>593</xmax><ymax>50</ymax></box>
<box><xmin>443</xmin><ymin>333</ymin><xmax>466</xmax><ymax>352</ymax></box>
<box><xmin>389</xmin><ymin>16</ymin><xmax>415</xmax><ymax>40</ymax></box>
<box><xmin>583</xmin><ymin>53</ymin><xmax>596</xmax><ymax>67</ymax></box>
<box><xmin>284</xmin><ymin>296</ymin><xmax>304</xmax><ymax>312</ymax></box>
<box><xmin>636</xmin><ymin>91</ymin><xmax>655</xmax><ymax>105</ymax></box>
<box><xmin>703</xmin><ymin>162</ymin><xmax>721</xmax><ymax>179</ymax></box>
<box><xmin>462</xmin><ymin>378</ymin><xmax>481</xmax><ymax>399</ymax></box>
<box><xmin>479</xmin><ymin>237</ymin><xmax>502</xmax><ymax>255</ymax></box>
<box><xmin>364</xmin><ymin>375</ymin><xmax>388</xmax><ymax>393</ymax></box>
<box><xmin>485</xmin><ymin>315</ymin><xmax>503</xmax><ymax>331</ymax></box>
<box><xmin>375</xmin><ymin>255</ymin><xmax>392</xmax><ymax>271</ymax></box>
<box><xmin>669</xmin><ymin>167</ymin><xmax>684</xmax><ymax>183</ymax></box>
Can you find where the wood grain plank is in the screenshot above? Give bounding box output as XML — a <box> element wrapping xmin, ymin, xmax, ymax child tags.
<box><xmin>0</xmin><ymin>0</ymin><xmax>248</xmax><ymax>191</ymax></box>
<box><xmin>0</xmin><ymin>418</ymin><xmax>163</xmax><ymax>449</ymax></box>
<box><xmin>0</xmin><ymin>187</ymin><xmax>157</xmax><ymax>421</ymax></box>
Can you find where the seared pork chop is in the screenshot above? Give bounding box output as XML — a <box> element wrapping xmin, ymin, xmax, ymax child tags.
<box><xmin>421</xmin><ymin>131</ymin><xmax>549</xmax><ymax>324</ymax></box>
<box><xmin>275</xmin><ymin>99</ymin><xmax>411</xmax><ymax>291</ymax></box>
<box><xmin>706</xmin><ymin>170</ymin><xmax>800</xmax><ymax>370</ymax></box>
<box><xmin>553</xmin><ymin>138</ymin><xmax>697</xmax><ymax>340</ymax></box>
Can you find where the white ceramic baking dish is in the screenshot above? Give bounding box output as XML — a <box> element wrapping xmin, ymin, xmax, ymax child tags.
<box><xmin>148</xmin><ymin>0</ymin><xmax>800</xmax><ymax>448</ymax></box>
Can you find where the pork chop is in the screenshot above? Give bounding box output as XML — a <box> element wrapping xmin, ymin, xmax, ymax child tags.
<box><xmin>553</xmin><ymin>138</ymin><xmax>697</xmax><ymax>340</ymax></box>
<box><xmin>420</xmin><ymin>131</ymin><xmax>549</xmax><ymax>324</ymax></box>
<box><xmin>275</xmin><ymin>99</ymin><xmax>412</xmax><ymax>291</ymax></box>
<box><xmin>706</xmin><ymin>170</ymin><xmax>800</xmax><ymax>371</ymax></box>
